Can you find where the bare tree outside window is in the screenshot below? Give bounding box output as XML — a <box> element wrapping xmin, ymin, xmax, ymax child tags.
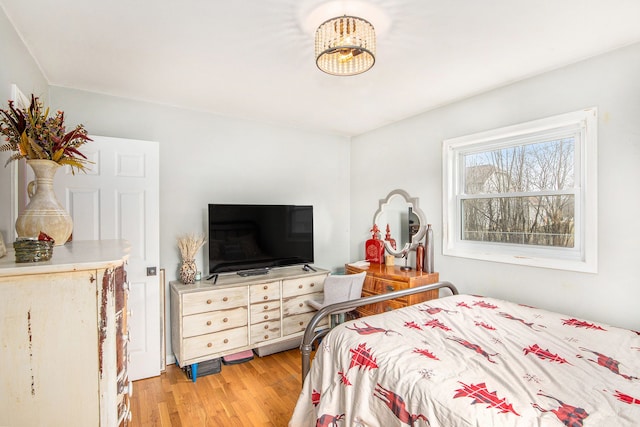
<box><xmin>443</xmin><ymin>108</ymin><xmax>597</xmax><ymax>272</ymax></box>
<box><xmin>461</xmin><ymin>138</ymin><xmax>575</xmax><ymax>248</ymax></box>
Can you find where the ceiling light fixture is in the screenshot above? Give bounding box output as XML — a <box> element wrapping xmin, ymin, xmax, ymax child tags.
<box><xmin>315</xmin><ymin>15</ymin><xmax>376</xmax><ymax>76</ymax></box>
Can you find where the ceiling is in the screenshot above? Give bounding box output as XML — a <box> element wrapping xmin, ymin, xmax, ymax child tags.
<box><xmin>3</xmin><ymin>0</ymin><xmax>640</xmax><ymax>136</ymax></box>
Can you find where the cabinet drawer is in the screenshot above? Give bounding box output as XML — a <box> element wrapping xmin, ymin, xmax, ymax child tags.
<box><xmin>250</xmin><ymin>303</ymin><xmax>280</xmax><ymax>323</ymax></box>
<box><xmin>283</xmin><ymin>312</ymin><xmax>328</xmax><ymax>336</ymax></box>
<box><xmin>183</xmin><ymin>287</ymin><xmax>247</xmax><ymax>315</ymax></box>
<box><xmin>282</xmin><ymin>274</ymin><xmax>325</xmax><ymax>298</ymax></box>
<box><xmin>183</xmin><ymin>327</ymin><xmax>248</xmax><ymax>360</ymax></box>
<box><xmin>371</xmin><ymin>278</ymin><xmax>410</xmax><ymax>294</ymax></box>
<box><xmin>250</xmin><ymin>282</ymin><xmax>280</xmax><ymax>303</ymax></box>
<box><xmin>250</xmin><ymin>320</ymin><xmax>281</xmax><ymax>344</ymax></box>
<box><xmin>183</xmin><ymin>307</ymin><xmax>247</xmax><ymax>337</ymax></box>
<box><xmin>375</xmin><ymin>298</ymin><xmax>405</xmax><ymax>313</ymax></box>
<box><xmin>356</xmin><ymin>291</ymin><xmax>406</xmax><ymax>316</ymax></box>
<box><xmin>282</xmin><ymin>292</ymin><xmax>321</xmax><ymax>316</ymax></box>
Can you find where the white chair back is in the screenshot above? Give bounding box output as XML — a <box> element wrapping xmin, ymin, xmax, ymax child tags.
<box><xmin>321</xmin><ymin>271</ymin><xmax>366</xmax><ymax>307</ymax></box>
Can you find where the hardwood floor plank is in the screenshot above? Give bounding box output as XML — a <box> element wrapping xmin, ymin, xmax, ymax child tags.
<box><xmin>130</xmin><ymin>349</ymin><xmax>304</xmax><ymax>427</ymax></box>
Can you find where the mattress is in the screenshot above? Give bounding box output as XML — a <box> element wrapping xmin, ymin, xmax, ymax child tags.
<box><xmin>290</xmin><ymin>294</ymin><xmax>640</xmax><ymax>426</ymax></box>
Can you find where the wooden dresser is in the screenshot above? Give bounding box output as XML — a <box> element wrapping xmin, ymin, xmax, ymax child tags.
<box><xmin>171</xmin><ymin>266</ymin><xmax>328</xmax><ymax>381</ymax></box>
<box><xmin>345</xmin><ymin>263</ymin><xmax>439</xmax><ymax>316</ymax></box>
<box><xmin>0</xmin><ymin>240</ymin><xmax>131</xmax><ymax>427</ymax></box>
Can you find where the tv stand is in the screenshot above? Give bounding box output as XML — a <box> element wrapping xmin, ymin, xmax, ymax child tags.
<box><xmin>170</xmin><ymin>265</ymin><xmax>329</xmax><ymax>382</ymax></box>
<box><xmin>237</xmin><ymin>268</ymin><xmax>270</xmax><ymax>277</ymax></box>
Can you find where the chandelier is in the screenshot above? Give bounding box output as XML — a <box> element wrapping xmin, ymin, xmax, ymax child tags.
<box><xmin>315</xmin><ymin>15</ymin><xmax>376</xmax><ymax>76</ymax></box>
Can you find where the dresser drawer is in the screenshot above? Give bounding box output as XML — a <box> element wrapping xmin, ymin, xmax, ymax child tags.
<box><xmin>249</xmin><ymin>282</ymin><xmax>280</xmax><ymax>304</ymax></box>
<box><xmin>250</xmin><ymin>320</ymin><xmax>281</xmax><ymax>344</ymax></box>
<box><xmin>282</xmin><ymin>274</ymin><xmax>325</xmax><ymax>298</ymax></box>
<box><xmin>282</xmin><ymin>292</ymin><xmax>321</xmax><ymax>316</ymax></box>
<box><xmin>183</xmin><ymin>287</ymin><xmax>247</xmax><ymax>315</ymax></box>
<box><xmin>183</xmin><ymin>327</ymin><xmax>248</xmax><ymax>360</ymax></box>
<box><xmin>373</xmin><ymin>297</ymin><xmax>405</xmax><ymax>313</ymax></box>
<box><xmin>370</xmin><ymin>277</ymin><xmax>410</xmax><ymax>294</ymax></box>
<box><xmin>283</xmin><ymin>312</ymin><xmax>328</xmax><ymax>336</ymax></box>
<box><xmin>250</xmin><ymin>303</ymin><xmax>280</xmax><ymax>323</ymax></box>
<box><xmin>183</xmin><ymin>307</ymin><xmax>248</xmax><ymax>338</ymax></box>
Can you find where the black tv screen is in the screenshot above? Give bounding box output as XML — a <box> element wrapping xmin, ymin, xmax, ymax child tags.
<box><xmin>208</xmin><ymin>204</ymin><xmax>314</xmax><ymax>274</ymax></box>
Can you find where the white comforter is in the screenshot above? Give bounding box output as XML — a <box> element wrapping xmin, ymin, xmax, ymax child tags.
<box><xmin>290</xmin><ymin>294</ymin><xmax>640</xmax><ymax>426</ymax></box>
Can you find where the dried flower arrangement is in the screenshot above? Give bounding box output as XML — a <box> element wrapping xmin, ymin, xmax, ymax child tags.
<box><xmin>0</xmin><ymin>94</ymin><xmax>91</xmax><ymax>173</ymax></box>
<box><xmin>177</xmin><ymin>233</ymin><xmax>206</xmax><ymax>261</ymax></box>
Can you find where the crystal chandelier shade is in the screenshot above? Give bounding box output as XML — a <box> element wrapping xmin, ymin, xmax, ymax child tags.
<box><xmin>315</xmin><ymin>16</ymin><xmax>376</xmax><ymax>76</ymax></box>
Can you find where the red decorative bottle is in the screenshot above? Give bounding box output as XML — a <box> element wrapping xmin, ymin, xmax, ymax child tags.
<box><xmin>365</xmin><ymin>224</ymin><xmax>385</xmax><ymax>264</ymax></box>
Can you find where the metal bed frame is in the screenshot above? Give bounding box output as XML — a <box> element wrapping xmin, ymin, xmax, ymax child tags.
<box><xmin>300</xmin><ymin>281</ymin><xmax>459</xmax><ymax>380</ymax></box>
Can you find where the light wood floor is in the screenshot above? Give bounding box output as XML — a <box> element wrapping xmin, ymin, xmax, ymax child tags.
<box><xmin>130</xmin><ymin>348</ymin><xmax>304</xmax><ymax>426</ymax></box>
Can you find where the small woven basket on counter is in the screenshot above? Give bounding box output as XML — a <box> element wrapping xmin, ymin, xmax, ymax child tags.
<box><xmin>13</xmin><ymin>239</ymin><xmax>54</xmax><ymax>263</ymax></box>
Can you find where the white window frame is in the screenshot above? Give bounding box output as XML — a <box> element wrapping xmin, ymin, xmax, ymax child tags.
<box><xmin>442</xmin><ymin>108</ymin><xmax>597</xmax><ymax>273</ymax></box>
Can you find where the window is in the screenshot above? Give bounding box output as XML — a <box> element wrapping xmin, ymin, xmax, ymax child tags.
<box><xmin>443</xmin><ymin>108</ymin><xmax>597</xmax><ymax>272</ymax></box>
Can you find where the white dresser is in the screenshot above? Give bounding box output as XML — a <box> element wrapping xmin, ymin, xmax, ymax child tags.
<box><xmin>0</xmin><ymin>240</ymin><xmax>131</xmax><ymax>427</ymax></box>
<box><xmin>171</xmin><ymin>266</ymin><xmax>328</xmax><ymax>381</ymax></box>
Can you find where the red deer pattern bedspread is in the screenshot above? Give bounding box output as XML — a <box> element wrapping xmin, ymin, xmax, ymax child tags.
<box><xmin>289</xmin><ymin>294</ymin><xmax>640</xmax><ymax>426</ymax></box>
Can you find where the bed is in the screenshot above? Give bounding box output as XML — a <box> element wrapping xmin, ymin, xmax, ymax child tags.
<box><xmin>290</xmin><ymin>284</ymin><xmax>640</xmax><ymax>426</ymax></box>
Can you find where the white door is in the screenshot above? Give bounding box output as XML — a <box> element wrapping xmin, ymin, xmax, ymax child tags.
<box><xmin>52</xmin><ymin>135</ymin><xmax>161</xmax><ymax>380</ymax></box>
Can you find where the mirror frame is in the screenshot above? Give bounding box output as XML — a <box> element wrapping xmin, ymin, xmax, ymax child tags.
<box><xmin>372</xmin><ymin>189</ymin><xmax>427</xmax><ymax>256</ymax></box>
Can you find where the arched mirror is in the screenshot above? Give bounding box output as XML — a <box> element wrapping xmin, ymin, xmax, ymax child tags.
<box><xmin>372</xmin><ymin>189</ymin><xmax>427</xmax><ymax>256</ymax></box>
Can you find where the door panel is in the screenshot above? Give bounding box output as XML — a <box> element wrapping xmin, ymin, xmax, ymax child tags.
<box><xmin>67</xmin><ymin>188</ymin><xmax>100</xmax><ymax>240</ymax></box>
<box><xmin>54</xmin><ymin>135</ymin><xmax>161</xmax><ymax>380</ymax></box>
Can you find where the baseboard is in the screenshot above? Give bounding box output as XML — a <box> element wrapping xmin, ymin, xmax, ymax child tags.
<box><xmin>166</xmin><ymin>353</ymin><xmax>176</xmax><ymax>366</ymax></box>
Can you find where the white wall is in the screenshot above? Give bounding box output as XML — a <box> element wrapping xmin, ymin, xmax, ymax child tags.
<box><xmin>0</xmin><ymin>10</ymin><xmax>48</xmax><ymax>244</ymax></box>
<box><xmin>48</xmin><ymin>87</ymin><xmax>351</xmax><ymax>361</ymax></box>
<box><xmin>49</xmin><ymin>87</ymin><xmax>351</xmax><ymax>273</ymax></box>
<box><xmin>351</xmin><ymin>43</ymin><xmax>640</xmax><ymax>331</ymax></box>
<box><xmin>2</xmin><ymin>5</ymin><xmax>351</xmax><ymax>364</ymax></box>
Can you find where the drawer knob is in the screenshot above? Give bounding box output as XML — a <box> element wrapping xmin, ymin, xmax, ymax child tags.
<box><xmin>263</xmin><ymin>296</ymin><xmax>268</xmax><ymax>300</ymax></box>
<box><xmin>299</xmin><ymin>321</ymin><xmax>304</xmax><ymax>326</ymax></box>
<box><xmin>224</xmin><ymin>339</ymin><xmax>229</xmax><ymax>344</ymax></box>
<box><xmin>298</xmin><ymin>284</ymin><xmax>303</xmax><ymax>289</ymax></box>
<box><xmin>264</xmin><ymin>305</ymin><xmax>269</xmax><ymax>309</ymax></box>
<box><xmin>206</xmin><ymin>299</ymin><xmax>212</xmax><ymax>304</ymax></box>
<box><xmin>206</xmin><ymin>320</ymin><xmax>212</xmax><ymax>326</ymax></box>
<box><xmin>386</xmin><ymin>285</ymin><xmax>395</xmax><ymax>292</ymax></box>
<box><xmin>223</xmin><ymin>317</ymin><xmax>229</xmax><ymax>323</ymax></box>
<box><xmin>264</xmin><ymin>324</ymin><xmax>269</xmax><ymax>329</ymax></box>
<box><xmin>223</xmin><ymin>297</ymin><xmax>229</xmax><ymax>302</ymax></box>
<box><xmin>264</xmin><ymin>335</ymin><xmax>269</xmax><ymax>339</ymax></box>
<box><xmin>264</xmin><ymin>315</ymin><xmax>269</xmax><ymax>320</ymax></box>
<box><xmin>299</xmin><ymin>303</ymin><xmax>303</xmax><ymax>307</ymax></box>
<box><xmin>207</xmin><ymin>342</ymin><xmax>212</xmax><ymax>347</ymax></box>
<box><xmin>263</xmin><ymin>285</ymin><xmax>268</xmax><ymax>290</ymax></box>
<box><xmin>310</xmin><ymin>283</ymin><xmax>315</xmax><ymax>287</ymax></box>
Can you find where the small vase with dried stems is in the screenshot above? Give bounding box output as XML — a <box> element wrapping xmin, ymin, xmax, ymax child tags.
<box><xmin>177</xmin><ymin>233</ymin><xmax>206</xmax><ymax>284</ymax></box>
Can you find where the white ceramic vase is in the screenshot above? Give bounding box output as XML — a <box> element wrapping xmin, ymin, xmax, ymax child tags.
<box><xmin>15</xmin><ymin>159</ymin><xmax>73</xmax><ymax>246</ymax></box>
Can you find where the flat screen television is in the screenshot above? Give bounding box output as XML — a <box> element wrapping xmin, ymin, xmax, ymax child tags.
<box><xmin>208</xmin><ymin>204</ymin><xmax>314</xmax><ymax>274</ymax></box>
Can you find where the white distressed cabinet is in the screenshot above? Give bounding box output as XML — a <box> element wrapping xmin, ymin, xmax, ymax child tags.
<box><xmin>0</xmin><ymin>240</ymin><xmax>131</xmax><ymax>426</ymax></box>
<box><xmin>171</xmin><ymin>266</ymin><xmax>328</xmax><ymax>380</ymax></box>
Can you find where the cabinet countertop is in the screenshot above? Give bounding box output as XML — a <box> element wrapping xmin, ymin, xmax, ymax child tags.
<box><xmin>171</xmin><ymin>265</ymin><xmax>329</xmax><ymax>294</ymax></box>
<box><xmin>0</xmin><ymin>239</ymin><xmax>130</xmax><ymax>277</ymax></box>
<box><xmin>345</xmin><ymin>262</ymin><xmax>438</xmax><ymax>281</ymax></box>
